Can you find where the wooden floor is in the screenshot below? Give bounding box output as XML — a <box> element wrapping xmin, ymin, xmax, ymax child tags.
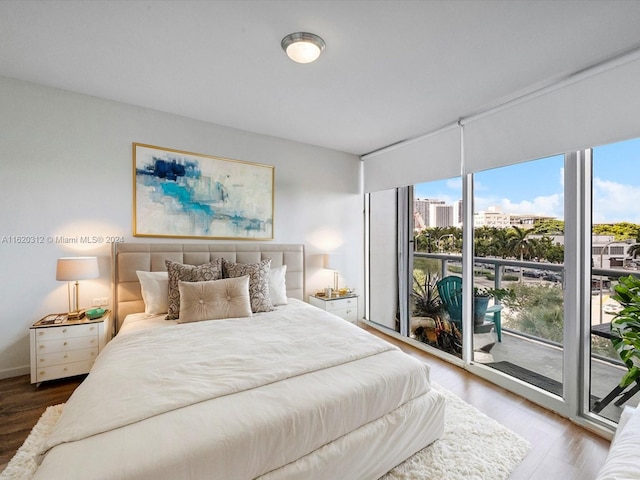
<box><xmin>0</xmin><ymin>374</ymin><xmax>83</xmax><ymax>472</ymax></box>
<box><xmin>0</xmin><ymin>328</ymin><xmax>611</xmax><ymax>479</ymax></box>
<box><xmin>364</xmin><ymin>325</ymin><xmax>611</xmax><ymax>480</ymax></box>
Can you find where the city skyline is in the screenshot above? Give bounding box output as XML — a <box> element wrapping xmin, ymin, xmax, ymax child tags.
<box><xmin>415</xmin><ymin>137</ymin><xmax>640</xmax><ymax>225</ymax></box>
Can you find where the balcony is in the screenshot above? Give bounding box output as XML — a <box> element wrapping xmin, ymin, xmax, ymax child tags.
<box><xmin>412</xmin><ymin>252</ymin><xmax>640</xmax><ymax>423</ymax></box>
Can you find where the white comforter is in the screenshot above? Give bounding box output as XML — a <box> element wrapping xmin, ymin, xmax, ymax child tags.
<box><xmin>34</xmin><ymin>300</ymin><xmax>440</xmax><ymax>480</ymax></box>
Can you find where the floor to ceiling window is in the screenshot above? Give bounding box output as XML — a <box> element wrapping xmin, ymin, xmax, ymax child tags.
<box><xmin>411</xmin><ymin>177</ymin><xmax>463</xmax><ymax>358</ymax></box>
<box><xmin>365</xmin><ymin>140</ymin><xmax>640</xmax><ymax>433</ymax></box>
<box><xmin>589</xmin><ymin>137</ymin><xmax>640</xmax><ymax>422</ymax></box>
<box><xmin>472</xmin><ymin>155</ymin><xmax>566</xmax><ymax>397</ymax></box>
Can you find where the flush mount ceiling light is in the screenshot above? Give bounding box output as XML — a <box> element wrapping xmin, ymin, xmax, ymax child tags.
<box><xmin>281</xmin><ymin>32</ymin><xmax>325</xmax><ymax>64</ymax></box>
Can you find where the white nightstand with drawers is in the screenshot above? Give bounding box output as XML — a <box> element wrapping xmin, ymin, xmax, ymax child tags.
<box><xmin>30</xmin><ymin>311</ymin><xmax>111</xmax><ymax>385</ymax></box>
<box><xmin>308</xmin><ymin>294</ymin><xmax>359</xmax><ymax>324</ymax></box>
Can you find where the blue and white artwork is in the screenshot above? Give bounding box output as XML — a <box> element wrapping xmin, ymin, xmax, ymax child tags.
<box><xmin>134</xmin><ymin>143</ymin><xmax>274</xmax><ymax>239</ymax></box>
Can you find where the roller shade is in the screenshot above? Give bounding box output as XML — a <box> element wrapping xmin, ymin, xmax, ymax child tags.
<box><xmin>464</xmin><ymin>55</ymin><xmax>640</xmax><ymax>174</ymax></box>
<box><xmin>362</xmin><ymin>124</ymin><xmax>461</xmax><ymax>193</ymax></box>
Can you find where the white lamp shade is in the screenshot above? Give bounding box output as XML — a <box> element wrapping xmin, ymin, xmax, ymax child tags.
<box><xmin>324</xmin><ymin>254</ymin><xmax>339</xmax><ymax>270</ymax></box>
<box><xmin>56</xmin><ymin>257</ymin><xmax>99</xmax><ymax>281</ymax></box>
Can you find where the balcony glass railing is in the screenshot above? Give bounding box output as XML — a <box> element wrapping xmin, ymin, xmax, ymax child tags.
<box><xmin>412</xmin><ymin>252</ymin><xmax>639</xmax><ymax>423</ymax></box>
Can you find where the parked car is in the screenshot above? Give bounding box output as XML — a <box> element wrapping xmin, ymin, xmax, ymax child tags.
<box><xmin>603</xmin><ymin>301</ymin><xmax>623</xmax><ymax>315</ymax></box>
<box><xmin>542</xmin><ymin>272</ymin><xmax>562</xmax><ymax>282</ymax></box>
<box><xmin>523</xmin><ymin>269</ymin><xmax>543</xmax><ymax>278</ymax></box>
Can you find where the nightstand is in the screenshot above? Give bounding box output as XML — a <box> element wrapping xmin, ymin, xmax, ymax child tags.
<box><xmin>309</xmin><ymin>294</ymin><xmax>359</xmax><ymax>324</ymax></box>
<box><xmin>29</xmin><ymin>310</ymin><xmax>111</xmax><ymax>385</ymax></box>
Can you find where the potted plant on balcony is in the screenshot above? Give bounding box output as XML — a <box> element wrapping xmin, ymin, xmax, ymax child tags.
<box><xmin>610</xmin><ymin>275</ymin><xmax>640</xmax><ymax>388</ymax></box>
<box><xmin>473</xmin><ymin>286</ymin><xmax>514</xmax><ymax>326</ymax></box>
<box><xmin>411</xmin><ymin>272</ymin><xmax>461</xmax><ymax>354</ymax></box>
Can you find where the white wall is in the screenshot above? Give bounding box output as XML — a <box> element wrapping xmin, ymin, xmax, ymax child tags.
<box><xmin>0</xmin><ymin>76</ymin><xmax>362</xmax><ymax>378</ymax></box>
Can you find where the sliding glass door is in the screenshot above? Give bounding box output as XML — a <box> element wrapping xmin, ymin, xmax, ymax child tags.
<box><xmin>411</xmin><ymin>178</ymin><xmax>463</xmax><ymax>358</ymax></box>
<box><xmin>365</xmin><ymin>137</ymin><xmax>640</xmax><ymax>431</ymax></box>
<box><xmin>589</xmin><ymin>137</ymin><xmax>640</xmax><ymax>422</ymax></box>
<box><xmin>472</xmin><ymin>155</ymin><xmax>566</xmax><ymax>396</ymax></box>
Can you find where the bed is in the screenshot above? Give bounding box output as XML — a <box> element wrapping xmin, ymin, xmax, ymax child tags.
<box><xmin>33</xmin><ymin>243</ymin><xmax>445</xmax><ymax>480</ymax></box>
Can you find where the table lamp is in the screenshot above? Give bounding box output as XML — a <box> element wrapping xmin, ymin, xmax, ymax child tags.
<box><xmin>324</xmin><ymin>254</ymin><xmax>340</xmax><ymax>293</ymax></box>
<box><xmin>56</xmin><ymin>256</ymin><xmax>99</xmax><ymax>318</ymax></box>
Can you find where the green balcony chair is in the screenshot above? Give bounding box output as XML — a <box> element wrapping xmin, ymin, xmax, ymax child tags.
<box><xmin>436</xmin><ymin>275</ymin><xmax>504</xmax><ymax>341</ymax></box>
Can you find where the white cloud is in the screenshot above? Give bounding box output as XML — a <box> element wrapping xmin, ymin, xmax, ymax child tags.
<box><xmin>474</xmin><ymin>193</ymin><xmax>563</xmax><ymax>219</ymax></box>
<box><xmin>593</xmin><ymin>177</ymin><xmax>640</xmax><ymax>223</ymax></box>
<box><xmin>500</xmin><ymin>194</ymin><xmax>563</xmax><ymax>218</ymax></box>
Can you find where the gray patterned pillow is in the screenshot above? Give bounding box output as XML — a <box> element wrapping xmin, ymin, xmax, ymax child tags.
<box><xmin>223</xmin><ymin>258</ymin><xmax>274</xmax><ymax>313</ymax></box>
<box><xmin>165</xmin><ymin>258</ymin><xmax>223</xmax><ymax>320</ymax></box>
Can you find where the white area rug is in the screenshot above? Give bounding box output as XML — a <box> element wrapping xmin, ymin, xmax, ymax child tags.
<box><xmin>1</xmin><ymin>384</ymin><xmax>530</xmax><ymax>480</ymax></box>
<box><xmin>0</xmin><ymin>404</ymin><xmax>63</xmax><ymax>480</ymax></box>
<box><xmin>383</xmin><ymin>384</ymin><xmax>531</xmax><ymax>480</ymax></box>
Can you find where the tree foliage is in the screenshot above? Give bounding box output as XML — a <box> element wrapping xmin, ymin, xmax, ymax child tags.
<box><xmin>592</xmin><ymin>222</ymin><xmax>640</xmax><ymax>240</ymax></box>
<box><xmin>502</xmin><ymin>283</ymin><xmax>565</xmax><ymax>342</ymax></box>
<box><xmin>530</xmin><ymin>219</ymin><xmax>565</xmax><ymax>235</ymax></box>
<box><xmin>416</xmin><ymin>226</ymin><xmax>564</xmax><ymax>263</ymax></box>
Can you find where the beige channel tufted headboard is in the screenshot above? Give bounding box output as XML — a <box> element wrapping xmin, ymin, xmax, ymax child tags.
<box><xmin>111</xmin><ymin>243</ymin><xmax>305</xmax><ymax>332</ymax></box>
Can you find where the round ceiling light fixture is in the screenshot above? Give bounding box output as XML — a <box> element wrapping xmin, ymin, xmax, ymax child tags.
<box><xmin>281</xmin><ymin>32</ymin><xmax>325</xmax><ymax>64</ymax></box>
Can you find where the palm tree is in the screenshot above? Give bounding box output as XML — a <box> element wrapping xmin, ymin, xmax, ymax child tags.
<box><xmin>507</xmin><ymin>226</ymin><xmax>531</xmax><ymax>282</ymax></box>
<box><xmin>627</xmin><ymin>233</ymin><xmax>640</xmax><ymax>259</ymax></box>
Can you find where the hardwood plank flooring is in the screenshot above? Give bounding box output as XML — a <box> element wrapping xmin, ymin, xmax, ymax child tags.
<box><xmin>0</xmin><ymin>374</ymin><xmax>83</xmax><ymax>472</ymax></box>
<box><xmin>363</xmin><ymin>325</ymin><xmax>611</xmax><ymax>480</ymax></box>
<box><xmin>0</xmin><ymin>329</ymin><xmax>611</xmax><ymax>479</ymax></box>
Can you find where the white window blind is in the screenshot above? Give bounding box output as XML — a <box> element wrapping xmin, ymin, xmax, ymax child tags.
<box><xmin>463</xmin><ymin>55</ymin><xmax>640</xmax><ymax>174</ymax></box>
<box><xmin>362</xmin><ymin>124</ymin><xmax>461</xmax><ymax>193</ymax></box>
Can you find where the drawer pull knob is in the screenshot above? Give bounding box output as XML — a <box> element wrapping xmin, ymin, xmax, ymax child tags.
<box><xmin>62</xmin><ymin>329</ymin><xmax>67</xmax><ymax>333</ymax></box>
<box><xmin>39</xmin><ymin>371</ymin><xmax>45</xmax><ymax>375</ymax></box>
<box><xmin>64</xmin><ymin>354</ymin><xmax>68</xmax><ymax>358</ymax></box>
<box><xmin>63</xmin><ymin>342</ymin><xmax>68</xmax><ymax>346</ymax></box>
<box><xmin>40</xmin><ymin>358</ymin><xmax>44</xmax><ymax>362</ymax></box>
<box><xmin>39</xmin><ymin>345</ymin><xmax>45</xmax><ymax>349</ymax></box>
<box><xmin>38</xmin><ymin>331</ymin><xmax>44</xmax><ymax>336</ymax></box>
<box><xmin>63</xmin><ymin>367</ymin><xmax>68</xmax><ymax>371</ymax></box>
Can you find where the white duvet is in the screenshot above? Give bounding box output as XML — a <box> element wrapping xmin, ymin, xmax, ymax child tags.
<box><xmin>34</xmin><ymin>300</ymin><xmax>442</xmax><ymax>480</ymax></box>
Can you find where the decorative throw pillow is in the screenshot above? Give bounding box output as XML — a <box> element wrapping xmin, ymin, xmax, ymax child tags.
<box><xmin>223</xmin><ymin>258</ymin><xmax>274</xmax><ymax>313</ymax></box>
<box><xmin>177</xmin><ymin>276</ymin><xmax>252</xmax><ymax>324</ymax></box>
<box><xmin>136</xmin><ymin>270</ymin><xmax>169</xmax><ymax>315</ymax></box>
<box><xmin>165</xmin><ymin>258</ymin><xmax>223</xmax><ymax>320</ymax></box>
<box><xmin>269</xmin><ymin>264</ymin><xmax>288</xmax><ymax>306</ymax></box>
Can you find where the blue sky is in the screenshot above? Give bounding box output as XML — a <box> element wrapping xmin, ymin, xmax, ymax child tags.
<box><xmin>414</xmin><ymin>137</ymin><xmax>640</xmax><ymax>224</ymax></box>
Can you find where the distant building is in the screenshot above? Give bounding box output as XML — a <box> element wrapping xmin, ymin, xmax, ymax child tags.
<box><xmin>414</xmin><ymin>198</ymin><xmax>444</xmax><ymax>227</ymax></box>
<box><xmin>455</xmin><ymin>199</ymin><xmax>463</xmax><ymax>226</ymax></box>
<box><xmin>413</xmin><ymin>211</ymin><xmax>426</xmax><ymax>231</ymax></box>
<box><xmin>474</xmin><ymin>206</ymin><xmax>511</xmax><ymax>229</ymax></box>
<box><xmin>509</xmin><ymin>213</ymin><xmax>556</xmax><ymax>229</ymax></box>
<box><xmin>429</xmin><ymin>204</ymin><xmax>454</xmax><ymax>227</ymax></box>
<box><xmin>591</xmin><ymin>236</ymin><xmax>636</xmax><ymax>269</ymax></box>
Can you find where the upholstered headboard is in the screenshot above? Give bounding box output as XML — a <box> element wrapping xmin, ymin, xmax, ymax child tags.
<box><xmin>111</xmin><ymin>243</ymin><xmax>305</xmax><ymax>331</ymax></box>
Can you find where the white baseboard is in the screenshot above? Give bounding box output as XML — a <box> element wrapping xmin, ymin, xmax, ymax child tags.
<box><xmin>0</xmin><ymin>365</ymin><xmax>29</xmax><ymax>380</ymax></box>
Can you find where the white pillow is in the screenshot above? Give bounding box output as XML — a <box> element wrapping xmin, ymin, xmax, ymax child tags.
<box><xmin>136</xmin><ymin>271</ymin><xmax>169</xmax><ymax>315</ymax></box>
<box><xmin>177</xmin><ymin>276</ymin><xmax>252</xmax><ymax>324</ymax></box>
<box><xmin>269</xmin><ymin>264</ymin><xmax>288</xmax><ymax>306</ymax></box>
<box><xmin>596</xmin><ymin>406</ymin><xmax>640</xmax><ymax>480</ymax></box>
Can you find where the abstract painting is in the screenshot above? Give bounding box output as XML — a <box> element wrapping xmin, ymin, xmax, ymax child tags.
<box><xmin>133</xmin><ymin>143</ymin><xmax>274</xmax><ymax>240</ymax></box>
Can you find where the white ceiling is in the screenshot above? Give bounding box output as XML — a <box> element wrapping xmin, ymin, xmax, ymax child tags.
<box><xmin>2</xmin><ymin>0</ymin><xmax>640</xmax><ymax>156</ymax></box>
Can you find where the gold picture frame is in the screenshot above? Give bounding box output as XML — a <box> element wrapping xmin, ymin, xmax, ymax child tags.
<box><xmin>133</xmin><ymin>143</ymin><xmax>274</xmax><ymax>240</ymax></box>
